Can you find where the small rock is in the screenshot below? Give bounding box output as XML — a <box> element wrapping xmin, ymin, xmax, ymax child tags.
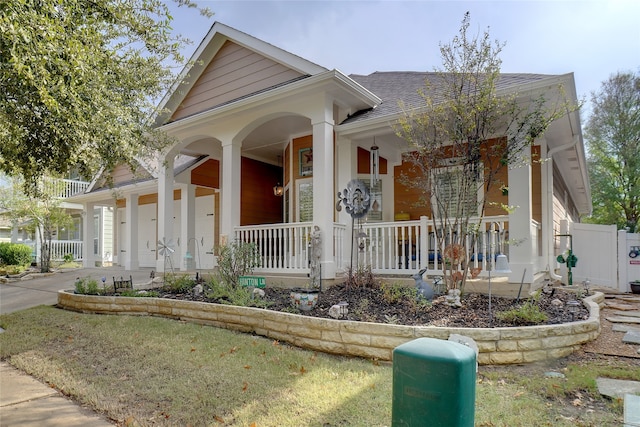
<box><xmin>328</xmin><ymin>304</ymin><xmax>346</xmax><ymax>319</ymax></box>
<box><xmin>252</xmin><ymin>288</ymin><xmax>265</xmax><ymax>298</ymax></box>
<box><xmin>445</xmin><ymin>289</ymin><xmax>462</xmax><ymax>308</ymax></box>
<box><xmin>544</xmin><ymin>371</ymin><xmax>566</xmax><ymax>379</ymax></box>
<box><xmin>551</xmin><ymin>298</ymin><xmax>564</xmax><ymax>308</ymax></box>
<box><xmin>193</xmin><ymin>284</ymin><xmax>203</xmax><ymax>296</ymax></box>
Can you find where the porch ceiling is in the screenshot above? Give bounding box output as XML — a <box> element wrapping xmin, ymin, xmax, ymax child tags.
<box><xmin>241</xmin><ymin>115</ymin><xmax>311</xmax><ymax>164</ymax></box>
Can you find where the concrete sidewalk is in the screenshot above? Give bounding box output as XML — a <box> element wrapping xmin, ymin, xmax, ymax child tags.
<box><xmin>0</xmin><ymin>362</ymin><xmax>114</xmax><ymax>426</ymax></box>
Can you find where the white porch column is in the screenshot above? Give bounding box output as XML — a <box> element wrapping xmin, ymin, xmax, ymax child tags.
<box><xmin>82</xmin><ymin>202</ymin><xmax>95</xmax><ymax>267</ymax></box>
<box><xmin>124</xmin><ymin>193</ymin><xmax>139</xmax><ymax>270</ymax></box>
<box><xmin>312</xmin><ymin>98</ymin><xmax>336</xmax><ymax>279</ymax></box>
<box><xmin>157</xmin><ymin>156</ymin><xmax>175</xmax><ymax>272</ymax></box>
<box><xmin>220</xmin><ymin>138</ymin><xmax>242</xmax><ymax>245</ymax></box>
<box><xmin>179</xmin><ymin>183</ymin><xmax>196</xmax><ymax>271</ymax></box>
<box><xmin>336</xmin><ymin>135</ymin><xmax>356</xmax><ymax>270</ymax></box>
<box><xmin>10</xmin><ymin>221</ymin><xmax>19</xmax><ymax>243</ymax></box>
<box><xmin>507</xmin><ymin>145</ymin><xmax>535</xmax><ymax>283</ymax></box>
<box><xmin>539</xmin><ymin>137</ymin><xmax>558</xmax><ymax>278</ymax></box>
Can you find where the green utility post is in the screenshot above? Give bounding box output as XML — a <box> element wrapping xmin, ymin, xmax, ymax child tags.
<box><xmin>555</xmin><ymin>234</ymin><xmax>578</xmax><ymax>287</ymax></box>
<box><xmin>392</xmin><ymin>338</ymin><xmax>476</xmax><ymax>426</ymax></box>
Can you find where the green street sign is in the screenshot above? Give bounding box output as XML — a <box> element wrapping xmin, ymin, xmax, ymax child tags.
<box><xmin>239</xmin><ymin>276</ymin><xmax>266</xmax><ymax>288</ymax></box>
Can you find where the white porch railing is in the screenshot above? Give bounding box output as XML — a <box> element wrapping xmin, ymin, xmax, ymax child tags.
<box><xmin>42</xmin><ymin>178</ymin><xmax>90</xmax><ymax>199</ymax></box>
<box><xmin>357</xmin><ymin>216</ymin><xmax>509</xmax><ymax>276</ymax></box>
<box><xmin>234</xmin><ymin>222</ymin><xmax>346</xmax><ymax>274</ymax></box>
<box><xmin>234</xmin><ymin>217</ymin><xmax>509</xmax><ymax>276</ymax></box>
<box><xmin>30</xmin><ymin>240</ymin><xmax>84</xmax><ymax>262</ymax></box>
<box><xmin>235</xmin><ymin>222</ymin><xmax>312</xmax><ymax>273</ymax></box>
<box><xmin>49</xmin><ymin>240</ymin><xmax>84</xmax><ymax>261</ymax></box>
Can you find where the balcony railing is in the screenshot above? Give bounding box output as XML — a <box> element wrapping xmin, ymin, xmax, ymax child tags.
<box><xmin>42</xmin><ymin>178</ymin><xmax>90</xmax><ymax>199</ymax></box>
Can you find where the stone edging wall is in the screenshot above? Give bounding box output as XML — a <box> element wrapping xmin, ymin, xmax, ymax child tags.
<box><xmin>57</xmin><ymin>290</ymin><xmax>603</xmax><ymax>365</ymax></box>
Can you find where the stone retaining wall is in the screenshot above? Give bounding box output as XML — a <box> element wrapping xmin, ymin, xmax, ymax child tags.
<box><xmin>57</xmin><ymin>290</ymin><xmax>603</xmax><ymax>365</ymax></box>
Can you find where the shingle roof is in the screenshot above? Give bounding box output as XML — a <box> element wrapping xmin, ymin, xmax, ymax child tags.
<box><xmin>343</xmin><ymin>72</ymin><xmax>557</xmax><ymax>125</ymax></box>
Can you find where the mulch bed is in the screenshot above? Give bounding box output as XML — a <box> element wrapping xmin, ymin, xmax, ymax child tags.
<box><xmin>159</xmin><ymin>283</ymin><xmax>590</xmax><ymax>328</ymax></box>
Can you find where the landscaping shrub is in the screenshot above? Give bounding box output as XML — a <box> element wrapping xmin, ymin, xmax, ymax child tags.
<box><xmin>216</xmin><ymin>241</ymin><xmax>260</xmax><ymax>287</ymax></box>
<box><xmin>0</xmin><ymin>242</ymin><xmax>33</xmax><ymax>267</ymax></box>
<box><xmin>204</xmin><ymin>276</ymin><xmax>270</xmax><ymax>308</ymax></box>
<box><xmin>74</xmin><ymin>277</ymin><xmax>101</xmax><ymax>295</ymax></box>
<box><xmin>496</xmin><ymin>297</ymin><xmax>548</xmax><ymax>325</ymax></box>
<box><xmin>162</xmin><ymin>274</ymin><xmax>197</xmax><ymax>293</ymax></box>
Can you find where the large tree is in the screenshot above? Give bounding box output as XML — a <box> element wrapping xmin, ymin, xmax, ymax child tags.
<box><xmin>583</xmin><ymin>71</ymin><xmax>640</xmax><ymax>232</ymax></box>
<box><xmin>395</xmin><ymin>12</ymin><xmax>569</xmax><ymax>295</ymax></box>
<box><xmin>0</xmin><ymin>0</ymin><xmax>209</xmax><ymax>195</ymax></box>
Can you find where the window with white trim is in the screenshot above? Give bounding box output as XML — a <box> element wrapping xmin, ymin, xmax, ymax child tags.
<box><xmin>432</xmin><ymin>164</ymin><xmax>483</xmax><ymax>218</ymax></box>
<box><xmin>297</xmin><ymin>180</ymin><xmax>313</xmax><ymax>222</ymax></box>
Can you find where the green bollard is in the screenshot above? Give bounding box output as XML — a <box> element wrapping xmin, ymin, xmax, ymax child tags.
<box><xmin>392</xmin><ymin>338</ymin><xmax>476</xmax><ymax>426</ymax></box>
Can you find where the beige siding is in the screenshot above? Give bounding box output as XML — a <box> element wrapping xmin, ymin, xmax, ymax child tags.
<box><xmin>172</xmin><ymin>41</ymin><xmax>304</xmax><ymax>121</ymax></box>
<box><xmin>552</xmin><ymin>164</ymin><xmax>580</xmax><ymax>250</ymax></box>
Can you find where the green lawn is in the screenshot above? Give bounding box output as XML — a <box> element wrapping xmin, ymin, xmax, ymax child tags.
<box><xmin>0</xmin><ymin>306</ymin><xmax>628</xmax><ymax>426</ymax></box>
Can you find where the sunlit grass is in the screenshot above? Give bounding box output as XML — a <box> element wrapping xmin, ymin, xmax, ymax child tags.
<box><xmin>0</xmin><ymin>306</ymin><xmax>629</xmax><ymax>426</ymax></box>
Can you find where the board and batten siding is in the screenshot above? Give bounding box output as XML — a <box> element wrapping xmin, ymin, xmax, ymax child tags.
<box><xmin>171</xmin><ymin>41</ymin><xmax>305</xmax><ymax>121</ymax></box>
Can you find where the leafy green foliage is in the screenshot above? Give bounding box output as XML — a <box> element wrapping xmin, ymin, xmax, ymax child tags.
<box><xmin>74</xmin><ymin>276</ymin><xmax>101</xmax><ymax>295</ymax></box>
<box><xmin>0</xmin><ymin>0</ymin><xmax>210</xmax><ymax>194</ymax></box>
<box><xmin>161</xmin><ymin>273</ymin><xmax>196</xmax><ymax>293</ymax></box>
<box><xmin>204</xmin><ymin>276</ymin><xmax>270</xmax><ymax>308</ymax></box>
<box><xmin>216</xmin><ymin>241</ymin><xmax>260</xmax><ymax>288</ymax></box>
<box><xmin>496</xmin><ymin>294</ymin><xmax>548</xmax><ymax>325</ymax></box>
<box><xmin>0</xmin><ymin>242</ymin><xmax>32</xmax><ymax>266</ymax></box>
<box><xmin>583</xmin><ymin>71</ymin><xmax>640</xmax><ymax>232</ymax></box>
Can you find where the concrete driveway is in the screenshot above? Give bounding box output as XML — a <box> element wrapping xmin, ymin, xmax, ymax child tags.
<box><xmin>0</xmin><ymin>266</ymin><xmax>155</xmax><ymax>314</ymax></box>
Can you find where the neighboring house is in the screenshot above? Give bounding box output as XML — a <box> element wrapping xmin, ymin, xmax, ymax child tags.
<box><xmin>0</xmin><ymin>173</ymin><xmax>96</xmax><ymax>264</ymax></box>
<box><xmin>69</xmin><ymin>22</ymin><xmax>590</xmax><ymax>285</ymax></box>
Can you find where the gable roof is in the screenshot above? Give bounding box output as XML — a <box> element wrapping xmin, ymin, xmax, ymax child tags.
<box><xmin>155</xmin><ymin>22</ymin><xmax>328</xmax><ymax>126</ymax></box>
<box><xmin>342</xmin><ymin>72</ymin><xmax>562</xmax><ymax>125</ymax></box>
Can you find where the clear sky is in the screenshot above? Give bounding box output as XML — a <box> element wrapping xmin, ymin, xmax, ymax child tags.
<box><xmin>168</xmin><ymin>0</ymin><xmax>639</xmax><ymax>118</ymax></box>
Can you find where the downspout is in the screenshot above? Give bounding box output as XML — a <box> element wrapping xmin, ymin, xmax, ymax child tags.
<box><xmin>544</xmin><ymin>134</ymin><xmax>579</xmax><ymax>281</ymax></box>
